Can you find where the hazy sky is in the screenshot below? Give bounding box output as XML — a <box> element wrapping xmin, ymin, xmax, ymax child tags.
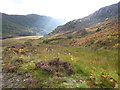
<box><xmin>0</xmin><ymin>0</ymin><xmax>119</xmax><ymax>20</ymax></box>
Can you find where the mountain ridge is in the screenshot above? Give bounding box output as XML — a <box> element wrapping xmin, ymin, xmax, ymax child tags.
<box><xmin>50</xmin><ymin>2</ymin><xmax>119</xmax><ymax>36</ymax></box>
<box><xmin>2</xmin><ymin>13</ymin><xmax>66</xmax><ymax>39</ymax></box>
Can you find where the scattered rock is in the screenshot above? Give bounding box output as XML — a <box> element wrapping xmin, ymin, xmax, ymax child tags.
<box><xmin>24</xmin><ymin>73</ymin><xmax>39</xmax><ymax>87</ymax></box>
<box><xmin>76</xmin><ymin>78</ymin><xmax>84</xmax><ymax>83</ymax></box>
<box><xmin>26</xmin><ymin>73</ymin><xmax>32</xmax><ymax>78</ymax></box>
<box><xmin>17</xmin><ymin>71</ymin><xmax>28</xmax><ymax>75</ymax></box>
<box><xmin>19</xmin><ymin>86</ymin><xmax>25</xmax><ymax>88</ymax></box>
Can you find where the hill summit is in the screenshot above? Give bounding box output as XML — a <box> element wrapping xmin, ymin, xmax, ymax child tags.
<box><xmin>2</xmin><ymin>13</ymin><xmax>66</xmax><ymax>39</ymax></box>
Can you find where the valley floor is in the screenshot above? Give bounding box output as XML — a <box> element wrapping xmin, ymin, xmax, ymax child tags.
<box><xmin>8</xmin><ymin>36</ymin><xmax>43</xmax><ymax>40</ymax></box>
<box><xmin>1</xmin><ymin>36</ymin><xmax>119</xmax><ymax>88</ymax></box>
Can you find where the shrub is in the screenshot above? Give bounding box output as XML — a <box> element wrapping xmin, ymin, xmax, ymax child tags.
<box><xmin>81</xmin><ymin>30</ymin><xmax>88</xmax><ymax>36</ymax></box>
<box><xmin>99</xmin><ymin>73</ymin><xmax>116</xmax><ymax>88</ymax></box>
<box><xmin>43</xmin><ymin>40</ymin><xmax>49</xmax><ymax>44</ymax></box>
<box><xmin>24</xmin><ymin>41</ymin><xmax>32</xmax><ymax>45</ymax></box>
<box><xmin>67</xmin><ymin>36</ymin><xmax>73</xmax><ymax>39</ymax></box>
<box><xmin>96</xmin><ymin>28</ymin><xmax>102</xmax><ymax>32</ymax></box>
<box><xmin>35</xmin><ymin>58</ymin><xmax>75</xmax><ymax>76</ymax></box>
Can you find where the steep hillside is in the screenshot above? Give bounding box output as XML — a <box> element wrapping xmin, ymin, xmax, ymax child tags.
<box><xmin>46</xmin><ymin>2</ymin><xmax>119</xmax><ymax>49</ymax></box>
<box><xmin>2</xmin><ymin>13</ymin><xmax>65</xmax><ymax>39</ymax></box>
<box><xmin>44</xmin><ymin>17</ymin><xmax>119</xmax><ymax>49</ymax></box>
<box><xmin>69</xmin><ymin>17</ymin><xmax>119</xmax><ymax>49</ymax></box>
<box><xmin>50</xmin><ymin>2</ymin><xmax>119</xmax><ymax>36</ymax></box>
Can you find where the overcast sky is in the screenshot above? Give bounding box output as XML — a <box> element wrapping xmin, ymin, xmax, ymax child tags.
<box><xmin>0</xmin><ymin>0</ymin><xmax>119</xmax><ymax>20</ymax></box>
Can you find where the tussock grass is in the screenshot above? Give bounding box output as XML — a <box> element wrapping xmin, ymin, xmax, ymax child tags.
<box><xmin>2</xmin><ymin>38</ymin><xmax>118</xmax><ymax>88</ymax></box>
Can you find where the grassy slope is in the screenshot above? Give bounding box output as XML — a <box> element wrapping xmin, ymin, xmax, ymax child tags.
<box><xmin>2</xmin><ymin>31</ymin><xmax>118</xmax><ymax>88</ymax></box>
<box><xmin>2</xmin><ymin>17</ymin><xmax>119</xmax><ymax>88</ymax></box>
<box><xmin>69</xmin><ymin>17</ymin><xmax>119</xmax><ymax>49</ymax></box>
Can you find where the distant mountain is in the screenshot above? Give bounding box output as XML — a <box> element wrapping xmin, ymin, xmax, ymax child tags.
<box><xmin>2</xmin><ymin>13</ymin><xmax>66</xmax><ymax>39</ymax></box>
<box><xmin>45</xmin><ymin>2</ymin><xmax>119</xmax><ymax>49</ymax></box>
<box><xmin>50</xmin><ymin>1</ymin><xmax>119</xmax><ymax>36</ymax></box>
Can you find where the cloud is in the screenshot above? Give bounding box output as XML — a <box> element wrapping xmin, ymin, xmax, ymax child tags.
<box><xmin>0</xmin><ymin>0</ymin><xmax>119</xmax><ymax>20</ymax></box>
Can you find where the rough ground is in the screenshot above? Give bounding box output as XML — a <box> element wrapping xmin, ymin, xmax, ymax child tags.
<box><xmin>2</xmin><ymin>36</ymin><xmax>118</xmax><ymax>88</ymax></box>
<box><xmin>1</xmin><ymin>17</ymin><xmax>119</xmax><ymax>88</ymax></box>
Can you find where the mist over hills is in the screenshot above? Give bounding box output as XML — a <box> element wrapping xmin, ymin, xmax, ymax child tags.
<box><xmin>50</xmin><ymin>2</ymin><xmax>119</xmax><ymax>35</ymax></box>
<box><xmin>1</xmin><ymin>1</ymin><xmax>119</xmax><ymax>39</ymax></box>
<box><xmin>2</xmin><ymin>13</ymin><xmax>66</xmax><ymax>39</ymax></box>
